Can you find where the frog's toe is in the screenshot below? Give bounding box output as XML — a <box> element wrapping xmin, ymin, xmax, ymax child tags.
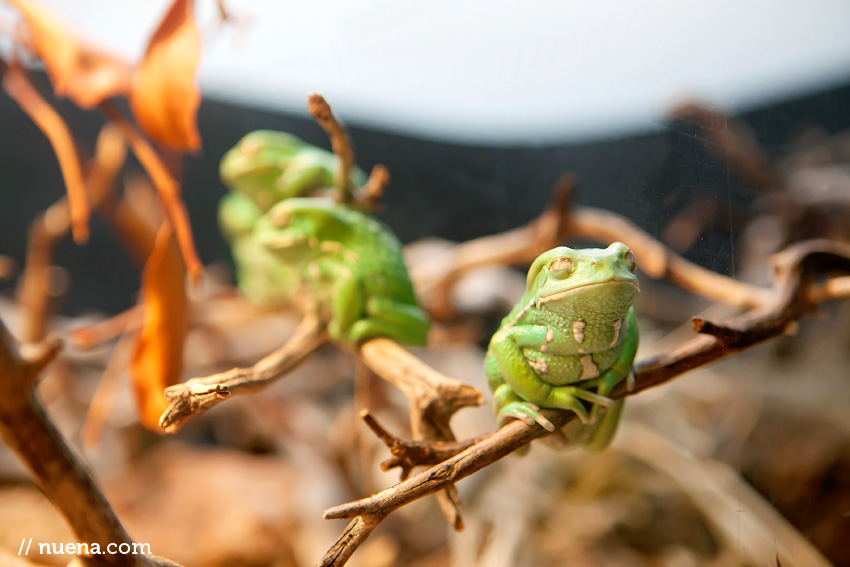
<box><xmin>498</xmin><ymin>402</ymin><xmax>555</xmax><ymax>432</ymax></box>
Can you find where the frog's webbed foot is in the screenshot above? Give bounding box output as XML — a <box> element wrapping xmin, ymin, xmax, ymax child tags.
<box><xmin>493</xmin><ymin>384</ymin><xmax>555</xmax><ymax>432</ymax></box>
<box><xmin>499</xmin><ymin>401</ymin><xmax>555</xmax><ymax>432</ymax></box>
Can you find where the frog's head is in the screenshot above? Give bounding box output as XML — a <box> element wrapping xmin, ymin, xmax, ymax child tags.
<box><xmin>256</xmin><ymin>198</ymin><xmax>352</xmax><ymax>261</ymax></box>
<box><xmin>220</xmin><ymin>130</ymin><xmax>304</xmax><ymax>209</ymax></box>
<box><xmin>527</xmin><ymin>243</ymin><xmax>639</xmax><ymax>318</ymax></box>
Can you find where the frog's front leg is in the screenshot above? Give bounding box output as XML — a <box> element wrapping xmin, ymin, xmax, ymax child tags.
<box><xmin>310</xmin><ymin>259</ymin><xmax>364</xmax><ymax>342</ymax></box>
<box><xmin>489</xmin><ymin>325</ymin><xmax>611</xmax><ymax>427</ymax></box>
<box><xmin>277</xmin><ymin>152</ymin><xmax>334</xmax><ymax>199</ymax></box>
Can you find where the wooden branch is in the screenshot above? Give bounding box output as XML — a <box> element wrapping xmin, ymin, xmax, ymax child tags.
<box><xmin>358</xmin><ymin>337</ymin><xmax>484</xmax><ymax>529</ymax></box>
<box><xmin>316</xmin><ymin>238</ymin><xmax>850</xmax><ymax>567</ymax></box>
<box><xmin>418</xmin><ymin>175</ymin><xmax>574</xmax><ymax>320</ymax></box>
<box><xmin>159</xmin><ymin>314</ymin><xmax>329</xmax><ymax>432</ymax></box>
<box><xmin>416</xmin><ymin>178</ymin><xmax>775</xmax><ymax>319</ymax></box>
<box><xmin>308</xmin><ymin>94</ymin><xmax>355</xmax><ymax>204</ymax></box>
<box><xmin>0</xmin><ymin>320</ymin><xmax>182</xmax><ymax>567</ymax></box>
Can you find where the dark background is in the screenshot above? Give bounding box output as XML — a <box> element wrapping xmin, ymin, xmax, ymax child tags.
<box><xmin>3</xmin><ymin>73</ymin><xmax>850</xmax><ymax>316</ymax></box>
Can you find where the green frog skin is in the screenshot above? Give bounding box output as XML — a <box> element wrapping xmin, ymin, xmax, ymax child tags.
<box><xmin>219</xmin><ymin>130</ymin><xmax>366</xmax><ymax>213</ymax></box>
<box><xmin>254</xmin><ymin>198</ymin><xmax>429</xmax><ymax>347</ymax></box>
<box><xmin>484</xmin><ymin>242</ymin><xmax>639</xmax><ymax>450</ymax></box>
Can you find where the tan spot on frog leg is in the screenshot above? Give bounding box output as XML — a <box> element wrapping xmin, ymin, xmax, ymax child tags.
<box><xmin>529</xmin><ymin>357</ymin><xmax>549</xmax><ymax>374</ymax></box>
<box><xmin>539</xmin><ymin>327</ymin><xmax>555</xmax><ymax>352</ymax></box>
<box><xmin>579</xmin><ymin>354</ymin><xmax>600</xmax><ymax>379</ymax></box>
<box><xmin>573</xmin><ymin>320</ymin><xmax>586</xmax><ymax>344</ymax></box>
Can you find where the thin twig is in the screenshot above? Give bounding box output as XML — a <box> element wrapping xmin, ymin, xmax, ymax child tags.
<box><xmin>159</xmin><ymin>314</ymin><xmax>329</xmax><ymax>432</ymax></box>
<box><xmin>16</xmin><ymin>123</ymin><xmax>126</xmax><ymax>343</ymax></box>
<box><xmin>316</xmin><ymin>239</ymin><xmax>850</xmax><ymax>567</ymax></box>
<box><xmin>308</xmin><ymin>93</ymin><xmax>355</xmax><ymax>204</ymax></box>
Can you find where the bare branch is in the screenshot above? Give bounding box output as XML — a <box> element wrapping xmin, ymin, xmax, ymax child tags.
<box><xmin>308</xmin><ymin>93</ymin><xmax>355</xmax><ymax>204</ymax></box>
<box><xmin>416</xmin><ymin>179</ymin><xmax>774</xmax><ymax>320</ymax></box>
<box><xmin>359</xmin><ymin>337</ymin><xmax>484</xmax><ymax>529</ymax></box>
<box><xmin>0</xmin><ymin>320</ymin><xmax>181</xmax><ymax>567</ymax></box>
<box><xmin>159</xmin><ymin>314</ymin><xmax>329</xmax><ymax>432</ymax></box>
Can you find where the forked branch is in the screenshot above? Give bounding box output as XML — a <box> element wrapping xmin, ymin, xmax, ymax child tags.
<box><xmin>159</xmin><ymin>314</ymin><xmax>329</xmax><ymax>432</ymax></box>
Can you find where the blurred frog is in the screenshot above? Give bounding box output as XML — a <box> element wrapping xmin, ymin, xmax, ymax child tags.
<box><xmin>218</xmin><ymin>130</ymin><xmax>367</xmax><ymax>305</ymax></box>
<box><xmin>253</xmin><ymin>198</ymin><xmax>429</xmax><ymax>346</ymax></box>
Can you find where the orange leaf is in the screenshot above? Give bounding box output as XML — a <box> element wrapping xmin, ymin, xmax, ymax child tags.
<box><xmin>130</xmin><ymin>0</ymin><xmax>201</xmax><ymax>151</ymax></box>
<box><xmin>101</xmin><ymin>102</ymin><xmax>203</xmax><ymax>279</ymax></box>
<box><xmin>2</xmin><ymin>63</ymin><xmax>89</xmax><ymax>243</ymax></box>
<box><xmin>130</xmin><ymin>222</ymin><xmax>188</xmax><ymax>431</ymax></box>
<box><xmin>8</xmin><ymin>0</ymin><xmax>132</xmax><ymax>108</ymax></box>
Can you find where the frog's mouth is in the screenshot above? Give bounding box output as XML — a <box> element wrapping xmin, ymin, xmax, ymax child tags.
<box><xmin>539</xmin><ymin>278</ymin><xmax>639</xmax><ymax>304</ymax></box>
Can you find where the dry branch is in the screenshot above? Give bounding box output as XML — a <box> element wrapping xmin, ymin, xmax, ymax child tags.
<box><xmin>159</xmin><ymin>314</ymin><xmax>329</xmax><ymax>432</ymax></box>
<box><xmin>359</xmin><ymin>338</ymin><xmax>484</xmax><ymax>528</ymax></box>
<box><xmin>0</xmin><ymin>321</ymin><xmax>182</xmax><ymax>567</ymax></box>
<box><xmin>417</xmin><ymin>178</ymin><xmax>775</xmax><ymax>320</ymax></box>
<box><xmin>316</xmin><ymin>238</ymin><xmax>850</xmax><ymax>567</ymax></box>
<box><xmin>308</xmin><ymin>94</ymin><xmax>355</xmax><ymax>204</ymax></box>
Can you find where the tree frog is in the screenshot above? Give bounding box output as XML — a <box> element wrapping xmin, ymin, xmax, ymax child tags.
<box><xmin>219</xmin><ymin>130</ymin><xmax>366</xmax><ymax>214</ymax></box>
<box><xmin>218</xmin><ymin>130</ymin><xmax>367</xmax><ymax>305</ymax></box>
<box><xmin>484</xmin><ymin>243</ymin><xmax>639</xmax><ymax>450</ymax></box>
<box><xmin>253</xmin><ymin>197</ymin><xmax>430</xmax><ymax>346</ymax></box>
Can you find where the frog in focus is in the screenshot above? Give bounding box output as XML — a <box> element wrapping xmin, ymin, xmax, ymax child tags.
<box><xmin>218</xmin><ymin>130</ymin><xmax>367</xmax><ymax>305</ymax></box>
<box><xmin>252</xmin><ymin>198</ymin><xmax>430</xmax><ymax>346</ymax></box>
<box><xmin>484</xmin><ymin>242</ymin><xmax>639</xmax><ymax>450</ymax></box>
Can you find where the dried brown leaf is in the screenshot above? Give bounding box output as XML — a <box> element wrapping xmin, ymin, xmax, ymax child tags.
<box><xmin>8</xmin><ymin>0</ymin><xmax>132</xmax><ymax>108</ymax></box>
<box><xmin>129</xmin><ymin>0</ymin><xmax>201</xmax><ymax>151</ymax></box>
<box><xmin>2</xmin><ymin>63</ymin><xmax>89</xmax><ymax>243</ymax></box>
<box><xmin>130</xmin><ymin>222</ymin><xmax>189</xmax><ymax>431</ymax></box>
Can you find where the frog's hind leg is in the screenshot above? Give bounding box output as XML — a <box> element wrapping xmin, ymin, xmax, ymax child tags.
<box><xmin>583</xmin><ymin>398</ymin><xmax>624</xmax><ymax>451</ymax></box>
<box><xmin>348</xmin><ymin>297</ymin><xmax>430</xmax><ymax>345</ymax></box>
<box><xmin>588</xmin><ymin>308</ymin><xmax>638</xmax><ymax>423</ymax></box>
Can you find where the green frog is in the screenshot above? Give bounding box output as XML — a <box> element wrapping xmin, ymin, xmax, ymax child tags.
<box><xmin>218</xmin><ymin>130</ymin><xmax>368</xmax><ymax>306</ymax></box>
<box><xmin>219</xmin><ymin>129</ymin><xmax>366</xmax><ymax>213</ymax></box>
<box><xmin>253</xmin><ymin>198</ymin><xmax>430</xmax><ymax>346</ymax></box>
<box><xmin>485</xmin><ymin>243</ymin><xmax>639</xmax><ymax>449</ymax></box>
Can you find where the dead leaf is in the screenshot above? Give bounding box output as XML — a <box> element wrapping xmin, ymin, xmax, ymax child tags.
<box><xmin>130</xmin><ymin>222</ymin><xmax>189</xmax><ymax>431</ymax></box>
<box><xmin>8</xmin><ymin>0</ymin><xmax>132</xmax><ymax>108</ymax></box>
<box><xmin>129</xmin><ymin>0</ymin><xmax>201</xmax><ymax>151</ymax></box>
<box><xmin>2</xmin><ymin>63</ymin><xmax>89</xmax><ymax>244</ymax></box>
<box><xmin>101</xmin><ymin>102</ymin><xmax>203</xmax><ymax>279</ymax></box>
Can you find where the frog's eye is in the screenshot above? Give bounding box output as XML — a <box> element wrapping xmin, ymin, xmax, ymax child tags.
<box><xmin>548</xmin><ymin>256</ymin><xmax>573</xmax><ymax>278</ymax></box>
<box><xmin>625</xmin><ymin>250</ymin><xmax>637</xmax><ymax>272</ymax></box>
<box><xmin>240</xmin><ymin>139</ymin><xmax>260</xmax><ymax>156</ymax></box>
